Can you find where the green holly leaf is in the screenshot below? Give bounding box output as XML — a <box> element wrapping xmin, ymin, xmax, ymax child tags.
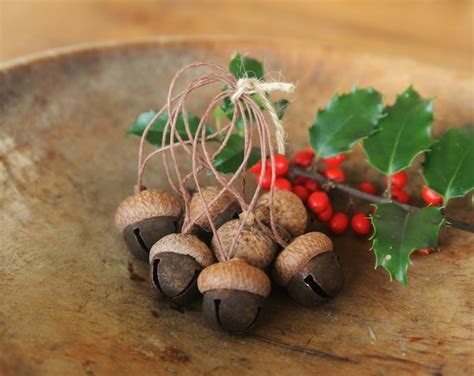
<box><xmin>229</xmin><ymin>53</ymin><xmax>264</xmax><ymax>79</ymax></box>
<box><xmin>127</xmin><ymin>110</ymin><xmax>211</xmax><ymax>147</ymax></box>
<box><xmin>363</xmin><ymin>87</ymin><xmax>433</xmax><ymax>175</ymax></box>
<box><xmin>422</xmin><ymin>128</ymin><xmax>474</xmax><ymax>202</ymax></box>
<box><xmin>371</xmin><ymin>203</ymin><xmax>444</xmax><ymax>284</ymax></box>
<box><xmin>309</xmin><ymin>87</ymin><xmax>383</xmax><ymax>158</ymax></box>
<box><xmin>213</xmin><ymin>134</ymin><xmax>261</xmax><ymax>174</ymax></box>
<box><xmin>274</xmin><ymin>99</ymin><xmax>290</xmax><ymax>120</ymax></box>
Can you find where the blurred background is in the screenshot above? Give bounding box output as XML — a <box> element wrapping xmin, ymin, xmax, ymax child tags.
<box><xmin>0</xmin><ymin>0</ymin><xmax>472</xmax><ymax>71</ymax></box>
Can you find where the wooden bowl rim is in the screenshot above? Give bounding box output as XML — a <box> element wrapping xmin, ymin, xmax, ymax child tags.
<box><xmin>1</xmin><ymin>35</ymin><xmax>472</xmax><ymax>78</ymax></box>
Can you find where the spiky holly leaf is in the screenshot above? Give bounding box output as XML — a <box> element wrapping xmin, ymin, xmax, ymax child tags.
<box><xmin>127</xmin><ymin>110</ymin><xmax>211</xmax><ymax>147</ymax></box>
<box><xmin>309</xmin><ymin>87</ymin><xmax>383</xmax><ymax>158</ymax></box>
<box><xmin>363</xmin><ymin>87</ymin><xmax>433</xmax><ymax>175</ymax></box>
<box><xmin>213</xmin><ymin>134</ymin><xmax>261</xmax><ymax>174</ymax></box>
<box><xmin>371</xmin><ymin>203</ymin><xmax>444</xmax><ymax>284</ymax></box>
<box><xmin>274</xmin><ymin>99</ymin><xmax>290</xmax><ymax>120</ymax></box>
<box><xmin>422</xmin><ymin>128</ymin><xmax>474</xmax><ymax>202</ymax></box>
<box><xmin>229</xmin><ymin>53</ymin><xmax>264</xmax><ymax>79</ymax></box>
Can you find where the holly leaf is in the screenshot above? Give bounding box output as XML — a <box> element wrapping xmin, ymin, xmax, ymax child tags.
<box><xmin>371</xmin><ymin>203</ymin><xmax>444</xmax><ymax>284</ymax></box>
<box><xmin>422</xmin><ymin>128</ymin><xmax>474</xmax><ymax>202</ymax></box>
<box><xmin>363</xmin><ymin>87</ymin><xmax>433</xmax><ymax>175</ymax></box>
<box><xmin>274</xmin><ymin>99</ymin><xmax>290</xmax><ymax>120</ymax></box>
<box><xmin>309</xmin><ymin>87</ymin><xmax>383</xmax><ymax>158</ymax></box>
<box><xmin>213</xmin><ymin>134</ymin><xmax>260</xmax><ymax>173</ymax></box>
<box><xmin>229</xmin><ymin>53</ymin><xmax>264</xmax><ymax>79</ymax></box>
<box><xmin>127</xmin><ymin>110</ymin><xmax>211</xmax><ymax>147</ymax></box>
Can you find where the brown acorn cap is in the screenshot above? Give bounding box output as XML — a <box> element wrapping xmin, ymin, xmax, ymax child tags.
<box><xmin>273</xmin><ymin>232</ymin><xmax>333</xmax><ymax>286</ymax></box>
<box><xmin>189</xmin><ymin>186</ymin><xmax>238</xmax><ymax>231</ymax></box>
<box><xmin>115</xmin><ymin>189</ymin><xmax>181</xmax><ymax>231</ymax></box>
<box><xmin>211</xmin><ymin>218</ymin><xmax>276</xmax><ymax>269</ymax></box>
<box><xmin>255</xmin><ymin>190</ymin><xmax>308</xmax><ymax>238</ymax></box>
<box><xmin>149</xmin><ymin>233</ymin><xmax>215</xmax><ymax>267</ymax></box>
<box><xmin>198</xmin><ymin>258</ymin><xmax>271</xmax><ymax>298</ymax></box>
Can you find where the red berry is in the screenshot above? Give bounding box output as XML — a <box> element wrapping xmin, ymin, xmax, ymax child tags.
<box><xmin>294</xmin><ymin>175</ymin><xmax>310</xmax><ymax>185</ymax></box>
<box><xmin>292</xmin><ymin>150</ymin><xmax>313</xmax><ymax>168</ymax></box>
<box><xmin>358</xmin><ymin>182</ymin><xmax>377</xmax><ymax>195</ymax></box>
<box><xmin>307</xmin><ymin>191</ymin><xmax>329</xmax><ymax>214</ymax></box>
<box><xmin>257</xmin><ymin>171</ymin><xmax>272</xmax><ymax>190</ymax></box>
<box><xmin>322</xmin><ymin>167</ymin><xmax>346</xmax><ymax>183</ymax></box>
<box><xmin>266</xmin><ymin>154</ymin><xmax>289</xmax><ymax>177</ymax></box>
<box><xmin>392</xmin><ymin>189</ymin><xmax>410</xmax><ymax>204</ymax></box>
<box><xmin>292</xmin><ymin>185</ymin><xmax>310</xmax><ymax>201</ymax></box>
<box><xmin>322</xmin><ymin>153</ymin><xmax>345</xmax><ymax>167</ymax></box>
<box><xmin>329</xmin><ymin>212</ymin><xmax>349</xmax><ymax>235</ymax></box>
<box><xmin>417</xmin><ymin>247</ymin><xmax>435</xmax><ymax>256</ymax></box>
<box><xmin>351</xmin><ymin>213</ymin><xmax>372</xmax><ymax>236</ymax></box>
<box><xmin>304</xmin><ymin>180</ymin><xmax>320</xmax><ymax>193</ymax></box>
<box><xmin>316</xmin><ymin>204</ymin><xmax>333</xmax><ymax>222</ymax></box>
<box><xmin>274</xmin><ymin>178</ymin><xmax>292</xmax><ymax>191</ymax></box>
<box><xmin>306</xmin><ymin>146</ymin><xmax>316</xmax><ymax>157</ymax></box>
<box><xmin>422</xmin><ymin>186</ymin><xmax>443</xmax><ymax>206</ymax></box>
<box><xmin>385</xmin><ymin>171</ymin><xmax>408</xmax><ymax>190</ymax></box>
<box><xmin>249</xmin><ymin>160</ymin><xmax>262</xmax><ymax>174</ymax></box>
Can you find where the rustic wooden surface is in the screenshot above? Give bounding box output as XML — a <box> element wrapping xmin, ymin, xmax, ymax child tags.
<box><xmin>0</xmin><ymin>0</ymin><xmax>472</xmax><ymax>71</ymax></box>
<box><xmin>0</xmin><ymin>39</ymin><xmax>473</xmax><ymax>375</ymax></box>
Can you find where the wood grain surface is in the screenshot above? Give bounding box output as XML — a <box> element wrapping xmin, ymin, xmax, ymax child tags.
<box><xmin>0</xmin><ymin>0</ymin><xmax>472</xmax><ymax>71</ymax></box>
<box><xmin>0</xmin><ymin>38</ymin><xmax>473</xmax><ymax>375</ymax></box>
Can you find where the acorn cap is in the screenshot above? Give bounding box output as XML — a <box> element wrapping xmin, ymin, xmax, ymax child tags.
<box><xmin>212</xmin><ymin>218</ymin><xmax>276</xmax><ymax>269</ymax></box>
<box><xmin>198</xmin><ymin>259</ymin><xmax>271</xmax><ymax>298</ymax></box>
<box><xmin>115</xmin><ymin>189</ymin><xmax>181</xmax><ymax>231</ymax></box>
<box><xmin>189</xmin><ymin>186</ymin><xmax>238</xmax><ymax>231</ymax></box>
<box><xmin>255</xmin><ymin>190</ymin><xmax>308</xmax><ymax>238</ymax></box>
<box><xmin>273</xmin><ymin>232</ymin><xmax>333</xmax><ymax>286</ymax></box>
<box><xmin>149</xmin><ymin>233</ymin><xmax>214</xmax><ymax>267</ymax></box>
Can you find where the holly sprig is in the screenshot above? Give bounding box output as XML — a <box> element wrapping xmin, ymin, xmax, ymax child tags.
<box><xmin>307</xmin><ymin>86</ymin><xmax>473</xmax><ymax>284</ymax></box>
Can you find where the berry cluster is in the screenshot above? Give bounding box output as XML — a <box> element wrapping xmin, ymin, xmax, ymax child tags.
<box><xmin>248</xmin><ymin>148</ymin><xmax>445</xmax><ymax>255</ymax></box>
<box><xmin>384</xmin><ymin>171</ymin><xmax>443</xmax><ymax>207</ymax></box>
<box><xmin>248</xmin><ymin>149</ymin><xmax>371</xmax><ymax>237</ymax></box>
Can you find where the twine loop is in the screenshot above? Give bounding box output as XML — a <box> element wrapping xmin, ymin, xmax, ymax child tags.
<box><xmin>136</xmin><ymin>62</ymin><xmax>295</xmax><ymax>260</ymax></box>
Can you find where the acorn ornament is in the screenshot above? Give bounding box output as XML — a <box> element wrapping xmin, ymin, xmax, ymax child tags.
<box><xmin>211</xmin><ymin>213</ymin><xmax>279</xmax><ymax>270</ymax></box>
<box><xmin>149</xmin><ymin>233</ymin><xmax>214</xmax><ymax>306</ymax></box>
<box><xmin>115</xmin><ymin>189</ymin><xmax>182</xmax><ymax>261</ymax></box>
<box><xmin>198</xmin><ymin>258</ymin><xmax>271</xmax><ymax>333</ymax></box>
<box><xmin>255</xmin><ymin>190</ymin><xmax>308</xmax><ymax>239</ymax></box>
<box><xmin>188</xmin><ymin>186</ymin><xmax>241</xmax><ymax>244</ymax></box>
<box><xmin>273</xmin><ymin>232</ymin><xmax>344</xmax><ymax>307</ymax></box>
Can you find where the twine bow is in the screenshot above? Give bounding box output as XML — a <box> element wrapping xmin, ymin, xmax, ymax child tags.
<box><xmin>231</xmin><ymin>77</ymin><xmax>295</xmax><ymax>155</ymax></box>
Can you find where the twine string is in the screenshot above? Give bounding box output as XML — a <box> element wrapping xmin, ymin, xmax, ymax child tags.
<box><xmin>136</xmin><ymin>62</ymin><xmax>294</xmax><ymax>260</ymax></box>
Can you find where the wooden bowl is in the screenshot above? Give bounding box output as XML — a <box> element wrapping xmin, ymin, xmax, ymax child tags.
<box><xmin>1</xmin><ymin>37</ymin><xmax>472</xmax><ymax>375</ymax></box>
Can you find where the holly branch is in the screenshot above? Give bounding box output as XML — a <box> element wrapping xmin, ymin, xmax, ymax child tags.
<box><xmin>292</xmin><ymin>166</ymin><xmax>474</xmax><ymax>233</ymax></box>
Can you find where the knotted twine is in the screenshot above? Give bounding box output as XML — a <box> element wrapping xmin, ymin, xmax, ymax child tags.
<box><xmin>135</xmin><ymin>62</ymin><xmax>295</xmax><ymax>261</ymax></box>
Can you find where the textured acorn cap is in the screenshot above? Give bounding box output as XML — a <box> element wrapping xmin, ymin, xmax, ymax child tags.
<box><xmin>255</xmin><ymin>190</ymin><xmax>308</xmax><ymax>238</ymax></box>
<box><xmin>115</xmin><ymin>189</ymin><xmax>181</xmax><ymax>231</ymax></box>
<box><xmin>273</xmin><ymin>232</ymin><xmax>333</xmax><ymax>286</ymax></box>
<box><xmin>149</xmin><ymin>233</ymin><xmax>215</xmax><ymax>267</ymax></box>
<box><xmin>189</xmin><ymin>186</ymin><xmax>238</xmax><ymax>231</ymax></box>
<box><xmin>198</xmin><ymin>258</ymin><xmax>271</xmax><ymax>298</ymax></box>
<box><xmin>212</xmin><ymin>219</ymin><xmax>276</xmax><ymax>269</ymax></box>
